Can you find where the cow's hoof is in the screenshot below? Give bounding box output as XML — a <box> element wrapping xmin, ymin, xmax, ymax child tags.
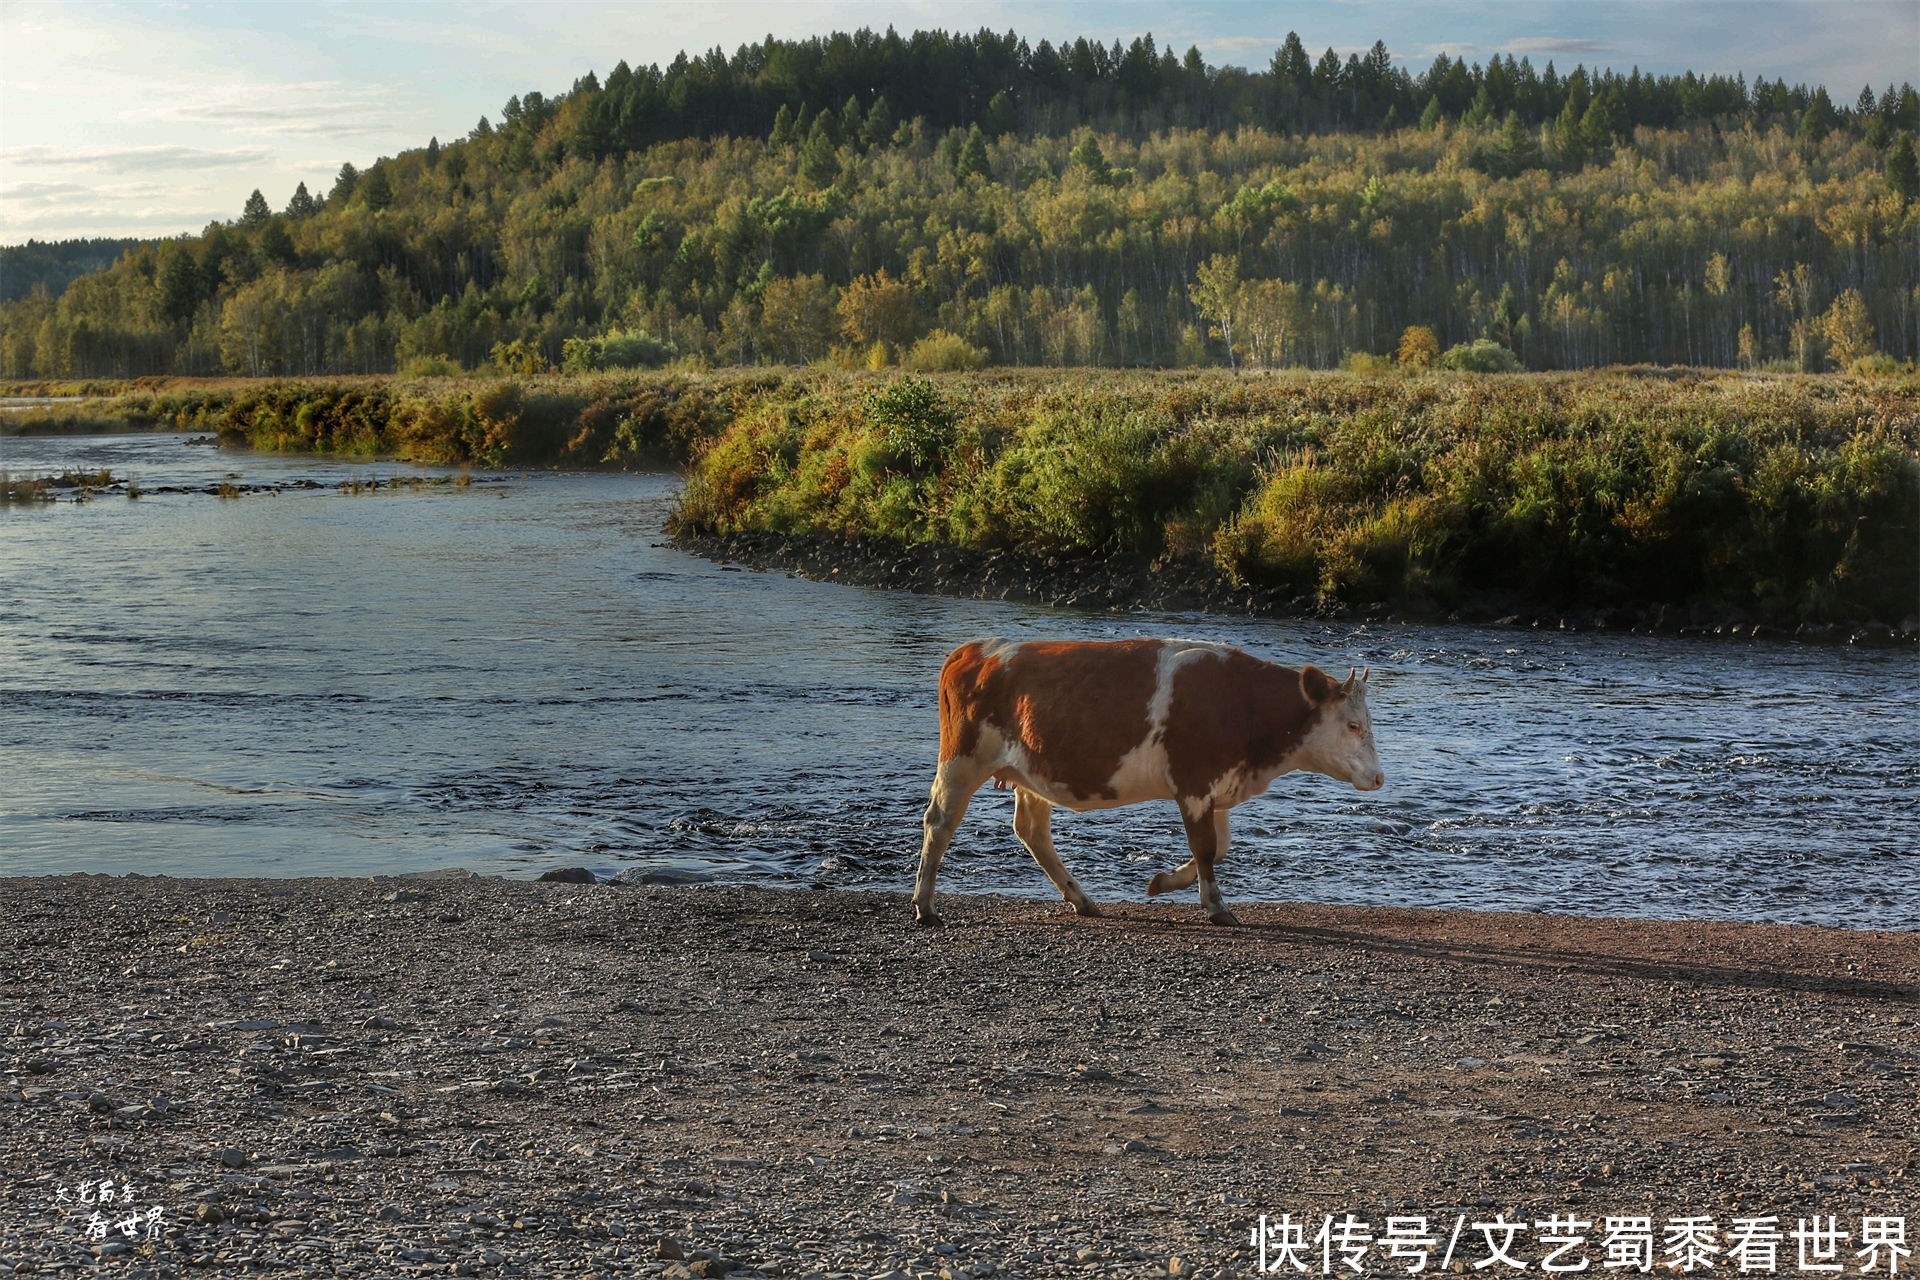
<box><xmin>1071</xmin><ymin>899</ymin><xmax>1104</xmax><ymax>918</ymax></box>
<box><xmin>1145</xmin><ymin>873</ymin><xmax>1170</xmax><ymax>897</ymax></box>
<box><xmin>1207</xmin><ymin>909</ymin><xmax>1243</xmax><ymax>927</ymax></box>
<box><xmin>914</xmin><ymin>909</ymin><xmax>945</xmax><ymax>928</ymax></box>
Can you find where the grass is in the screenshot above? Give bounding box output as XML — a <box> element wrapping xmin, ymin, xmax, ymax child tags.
<box><xmin>5</xmin><ymin>367</ymin><xmax>1915</xmax><ymax>624</ymax></box>
<box><xmin>671</xmin><ymin>368</ymin><xmax>1920</xmax><ymax>627</ymax></box>
<box><xmin>0</xmin><ymin>372</ymin><xmax>757</xmax><ymax>467</ymax></box>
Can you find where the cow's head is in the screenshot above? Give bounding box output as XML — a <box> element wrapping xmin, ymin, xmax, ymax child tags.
<box><xmin>1298</xmin><ymin>666</ymin><xmax>1384</xmax><ymax>791</ymax></box>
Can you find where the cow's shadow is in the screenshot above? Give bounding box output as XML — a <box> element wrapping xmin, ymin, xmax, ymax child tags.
<box><xmin>1010</xmin><ymin>902</ymin><xmax>1920</xmax><ymax>1003</ymax></box>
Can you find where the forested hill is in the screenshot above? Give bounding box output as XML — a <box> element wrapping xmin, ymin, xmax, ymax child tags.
<box><xmin>5</xmin><ymin>26</ymin><xmax>1918</xmax><ymax>379</ymax></box>
<box><xmin>0</xmin><ymin>238</ymin><xmax>143</xmax><ymax>304</ymax></box>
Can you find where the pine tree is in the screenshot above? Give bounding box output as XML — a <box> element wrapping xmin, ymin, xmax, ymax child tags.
<box><xmin>798</xmin><ymin>117</ymin><xmax>838</xmax><ymax>187</ymax></box>
<box><xmin>770</xmin><ymin>103</ymin><xmax>795</xmax><ymax>148</ymax></box>
<box><xmin>241</xmin><ymin>189</ymin><xmax>271</xmax><ymax>227</ymax></box>
<box><xmin>957</xmin><ymin>125</ymin><xmax>991</xmax><ymax>179</ymax></box>
<box><xmin>861</xmin><ymin>95</ymin><xmax>894</xmax><ymax>149</ymax></box>
<box><xmin>841</xmin><ymin>95</ymin><xmax>864</xmax><ymax>150</ymax></box>
<box><xmin>1069</xmin><ymin>132</ymin><xmax>1110</xmax><ymax>182</ymax></box>
<box><xmin>1888</xmin><ymin>131</ymin><xmax>1919</xmax><ymax>202</ymax></box>
<box><xmin>985</xmin><ymin>91</ymin><xmax>1016</xmax><ymax>138</ymax></box>
<box><xmin>158</xmin><ymin>251</ymin><xmax>199</xmax><ymax>323</ymax></box>
<box><xmin>360</xmin><ymin>164</ymin><xmax>394</xmax><ymax>211</ymax></box>
<box><xmin>256</xmin><ymin>218</ymin><xmax>296</xmax><ymax>267</ymax></box>
<box><xmin>1550</xmin><ymin>96</ymin><xmax>1586</xmax><ymax>169</ymax></box>
<box><xmin>1580</xmin><ymin>92</ymin><xmax>1618</xmax><ymax>153</ymax></box>
<box><xmin>284</xmin><ymin>182</ymin><xmax>316</xmax><ymax>218</ymax></box>
<box><xmin>329</xmin><ymin>163</ymin><xmax>359</xmax><ymax>207</ymax></box>
<box><xmin>1494</xmin><ymin>111</ymin><xmax>1541</xmax><ymax>176</ymax></box>
<box><xmin>1464</xmin><ymin>85</ymin><xmax>1494</xmax><ymax>127</ymax></box>
<box><xmin>1418</xmin><ymin>97</ymin><xmax>1443</xmax><ymax>130</ymax></box>
<box><xmin>426</xmin><ymin>136</ymin><xmax>441</xmax><ymax>168</ymax></box>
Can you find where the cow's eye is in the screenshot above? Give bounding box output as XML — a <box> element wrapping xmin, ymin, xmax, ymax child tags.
<box><xmin>1347</xmin><ymin>720</ymin><xmax>1362</xmax><ymax>732</ymax></box>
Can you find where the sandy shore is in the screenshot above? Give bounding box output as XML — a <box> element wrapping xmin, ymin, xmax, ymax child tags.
<box><xmin>2</xmin><ymin>875</ymin><xmax>1914</xmax><ymax>1279</ymax></box>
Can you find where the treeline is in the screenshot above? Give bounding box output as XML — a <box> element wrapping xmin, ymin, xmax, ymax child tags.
<box><xmin>4</xmin><ymin>26</ymin><xmax>1918</xmax><ymax>379</ymax></box>
<box><xmin>0</xmin><ymin>238</ymin><xmax>143</xmax><ymax>304</ymax></box>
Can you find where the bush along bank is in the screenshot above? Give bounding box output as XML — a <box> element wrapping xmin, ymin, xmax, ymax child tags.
<box><xmin>669</xmin><ymin>369</ymin><xmax>1920</xmax><ymax>634</ymax></box>
<box><xmin>0</xmin><ymin>371</ymin><xmax>781</xmax><ymax>468</ymax></box>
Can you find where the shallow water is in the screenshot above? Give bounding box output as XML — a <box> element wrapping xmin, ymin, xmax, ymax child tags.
<box><xmin>2</xmin><ymin>433</ymin><xmax>1915</xmax><ymax>928</ymax></box>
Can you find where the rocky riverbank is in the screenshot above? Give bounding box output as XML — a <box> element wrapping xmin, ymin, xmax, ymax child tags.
<box><xmin>673</xmin><ymin>532</ymin><xmax>1915</xmax><ymax>644</ymax></box>
<box><xmin>4</xmin><ymin>876</ymin><xmax>1916</xmax><ymax>1278</ymax></box>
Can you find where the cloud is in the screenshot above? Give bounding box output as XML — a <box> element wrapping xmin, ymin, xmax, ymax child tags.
<box><xmin>2</xmin><ymin>144</ymin><xmax>273</xmax><ymax>172</ymax></box>
<box><xmin>122</xmin><ymin>80</ymin><xmax>416</xmax><ymax>139</ymax></box>
<box><xmin>1500</xmin><ymin>37</ymin><xmax>1614</xmax><ymax>58</ymax></box>
<box><xmin>0</xmin><ymin>180</ymin><xmax>93</xmax><ymax>205</ymax></box>
<box><xmin>1204</xmin><ymin>34</ymin><xmax>1289</xmax><ymax>53</ymax></box>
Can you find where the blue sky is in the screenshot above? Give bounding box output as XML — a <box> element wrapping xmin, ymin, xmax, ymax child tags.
<box><xmin>2</xmin><ymin>0</ymin><xmax>1914</xmax><ymax>243</ymax></box>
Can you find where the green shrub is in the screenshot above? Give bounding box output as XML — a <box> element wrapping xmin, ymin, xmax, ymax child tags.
<box><xmin>902</xmin><ymin>330</ymin><xmax>988</xmax><ymax>372</ymax></box>
<box><xmin>1439</xmin><ymin>340</ymin><xmax>1523</xmax><ymax>373</ymax></box>
<box><xmin>399</xmin><ymin>353</ymin><xmax>462</xmax><ymax>377</ymax></box>
<box><xmin>860</xmin><ymin>376</ymin><xmax>957</xmax><ymax>475</ymax></box>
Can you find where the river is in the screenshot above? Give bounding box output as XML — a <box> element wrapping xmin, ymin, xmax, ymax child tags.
<box><xmin>2</xmin><ymin>432</ymin><xmax>1914</xmax><ymax>928</ymax></box>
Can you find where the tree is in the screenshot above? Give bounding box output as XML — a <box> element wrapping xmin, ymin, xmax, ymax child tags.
<box><xmin>1888</xmin><ymin>131</ymin><xmax>1919</xmax><ymax>202</ymax></box>
<box><xmin>425</xmin><ymin>136</ymin><xmax>441</xmax><ymax>168</ymax></box>
<box><xmin>1069</xmin><ymin>133</ymin><xmax>1110</xmax><ymax>182</ymax></box>
<box><xmin>360</xmin><ymin>164</ymin><xmax>394</xmax><ymax>211</ymax></box>
<box><xmin>798</xmin><ymin>117</ymin><xmax>838</xmax><ymax>187</ymax></box>
<box><xmin>1396</xmin><ymin>324</ymin><xmax>1439</xmax><ymax>367</ymax></box>
<box><xmin>984</xmin><ymin>91</ymin><xmax>1016</xmax><ymax>138</ymax></box>
<box><xmin>837</xmin><ymin>269</ymin><xmax>917</xmax><ymax>351</ymax></box>
<box><xmin>1493</xmin><ymin>111</ymin><xmax>1541</xmax><ymax>176</ymax></box>
<box><xmin>1774</xmin><ymin>263</ymin><xmax>1818</xmax><ymax>370</ymax></box>
<box><xmin>241</xmin><ymin>189</ymin><xmax>271</xmax><ymax>227</ymax></box>
<box><xmin>1817</xmin><ymin>288</ymin><xmax>1877</xmax><ymax>366</ymax></box>
<box><xmin>1796</xmin><ymin>88</ymin><xmax>1833</xmax><ymax>143</ymax></box>
<box><xmin>158</xmin><ymin>251</ymin><xmax>199</xmax><ymax>324</ymax></box>
<box><xmin>1464</xmin><ymin>85</ymin><xmax>1494</xmax><ymax>127</ymax></box>
<box><xmin>284</xmin><ymin>182</ymin><xmax>317</xmax><ymax>218</ymax></box>
<box><xmin>1548</xmin><ymin>96</ymin><xmax>1586</xmax><ymax>169</ymax></box>
<box><xmin>957</xmin><ymin>125</ymin><xmax>991</xmax><ymax>180</ymax></box>
<box><xmin>1189</xmin><ymin>253</ymin><xmax>1244</xmax><ymax>367</ymax></box>
<box><xmin>758</xmin><ymin>274</ymin><xmax>838</xmax><ymax>362</ymax></box>
<box><xmin>840</xmin><ymin>96</ymin><xmax>864</xmax><ymax>150</ymax></box>
<box><xmin>256</xmin><ymin>218</ymin><xmax>296</xmax><ymax>268</ymax></box>
<box><xmin>1418</xmin><ymin>97</ymin><xmax>1443</xmax><ymax>130</ymax></box>
<box><xmin>770</xmin><ymin>103</ymin><xmax>795</xmax><ymax>148</ymax></box>
<box><xmin>861</xmin><ymin>95</ymin><xmax>894</xmax><ymax>149</ymax></box>
<box><xmin>1580</xmin><ymin>91</ymin><xmax>1619</xmax><ymax>153</ymax></box>
<box><xmin>328</xmin><ymin>162</ymin><xmax>359</xmax><ymax>207</ymax></box>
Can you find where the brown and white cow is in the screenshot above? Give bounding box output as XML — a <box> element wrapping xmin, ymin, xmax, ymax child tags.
<box><xmin>912</xmin><ymin>637</ymin><xmax>1383</xmax><ymax>927</ymax></box>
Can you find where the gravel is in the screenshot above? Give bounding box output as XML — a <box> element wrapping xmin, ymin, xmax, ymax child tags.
<box><xmin>2</xmin><ymin>873</ymin><xmax>1914</xmax><ymax>1278</ymax></box>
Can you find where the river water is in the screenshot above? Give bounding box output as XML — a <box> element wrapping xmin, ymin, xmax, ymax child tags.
<box><xmin>2</xmin><ymin>432</ymin><xmax>1914</xmax><ymax>929</ymax></box>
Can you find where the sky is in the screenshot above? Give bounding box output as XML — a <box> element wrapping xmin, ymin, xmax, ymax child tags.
<box><xmin>1</xmin><ymin>0</ymin><xmax>1915</xmax><ymax>245</ymax></box>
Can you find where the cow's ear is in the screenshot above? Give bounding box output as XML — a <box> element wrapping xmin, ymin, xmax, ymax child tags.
<box><xmin>1300</xmin><ymin>665</ymin><xmax>1340</xmax><ymax>706</ymax></box>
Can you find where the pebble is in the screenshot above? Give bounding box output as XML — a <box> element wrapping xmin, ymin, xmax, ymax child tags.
<box><xmin>2</xmin><ymin>874</ymin><xmax>1908</xmax><ymax>1278</ymax></box>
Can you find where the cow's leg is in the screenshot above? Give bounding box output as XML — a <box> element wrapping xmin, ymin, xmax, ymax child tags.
<box><xmin>914</xmin><ymin>757</ymin><xmax>987</xmax><ymax>927</ymax></box>
<box><xmin>1180</xmin><ymin>803</ymin><xmax>1240</xmax><ymax>926</ymax></box>
<box><xmin>1148</xmin><ymin>807</ymin><xmax>1230</xmax><ymax>899</ymax></box>
<box><xmin>1012</xmin><ymin>787</ymin><xmax>1102</xmax><ymax>918</ymax></box>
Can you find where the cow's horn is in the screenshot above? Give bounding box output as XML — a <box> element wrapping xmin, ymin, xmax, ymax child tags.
<box><xmin>1361</xmin><ymin>666</ymin><xmax>1370</xmax><ymax>682</ymax></box>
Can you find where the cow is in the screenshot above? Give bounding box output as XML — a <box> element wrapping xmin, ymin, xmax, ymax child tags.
<box><xmin>912</xmin><ymin>637</ymin><xmax>1383</xmax><ymax>927</ymax></box>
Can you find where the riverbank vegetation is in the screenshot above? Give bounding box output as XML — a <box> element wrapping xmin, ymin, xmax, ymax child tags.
<box><xmin>672</xmin><ymin>368</ymin><xmax>1919</xmax><ymax>627</ymax></box>
<box><xmin>3</xmin><ymin>27</ymin><xmax>1916</xmax><ymax>379</ymax></box>
<box><xmin>6</xmin><ymin>367</ymin><xmax>1914</xmax><ymax>626</ymax></box>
